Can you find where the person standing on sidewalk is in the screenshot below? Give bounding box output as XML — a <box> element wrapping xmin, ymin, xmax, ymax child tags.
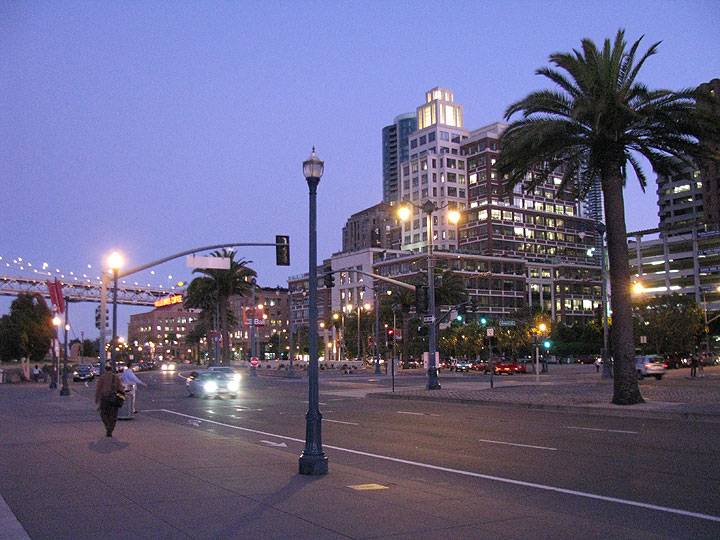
<box><xmin>95</xmin><ymin>366</ymin><xmax>123</xmax><ymax>437</ymax></box>
<box><xmin>690</xmin><ymin>354</ymin><xmax>699</xmax><ymax>378</ymax></box>
<box><xmin>121</xmin><ymin>363</ymin><xmax>147</xmax><ymax>414</ymax></box>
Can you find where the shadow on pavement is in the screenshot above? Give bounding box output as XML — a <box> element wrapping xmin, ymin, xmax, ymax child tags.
<box><xmin>88</xmin><ymin>438</ymin><xmax>129</xmax><ymax>454</ymax></box>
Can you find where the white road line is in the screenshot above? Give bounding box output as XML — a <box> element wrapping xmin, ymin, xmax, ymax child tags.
<box><xmin>325</xmin><ymin>419</ymin><xmax>359</xmax><ymax>426</ymax></box>
<box><xmin>152</xmin><ymin>409</ymin><xmax>720</xmax><ymax>524</ymax></box>
<box><xmin>565</xmin><ymin>426</ymin><xmax>639</xmax><ymax>434</ymax></box>
<box><xmin>397</xmin><ymin>411</ymin><xmax>424</xmax><ymax>416</ymax></box>
<box><xmin>477</xmin><ymin>438</ymin><xmax>557</xmax><ymax>451</ymax></box>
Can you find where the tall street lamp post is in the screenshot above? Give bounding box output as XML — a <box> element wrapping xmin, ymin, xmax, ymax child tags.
<box><xmin>107</xmin><ymin>251</ymin><xmax>124</xmax><ymax>373</ymax></box>
<box><xmin>594</xmin><ymin>223</ymin><xmax>612</xmax><ymax>378</ymax></box>
<box><xmin>702</xmin><ymin>285</ymin><xmax>720</xmax><ymax>359</ymax></box>
<box><xmin>299</xmin><ymin>147</ymin><xmax>328</xmax><ymax>476</ymax></box>
<box><xmin>373</xmin><ymin>286</ymin><xmax>381</xmax><ymax>375</ymax></box>
<box><xmin>60</xmin><ymin>299</ymin><xmax>71</xmax><ymax>396</ymax></box>
<box><xmin>49</xmin><ymin>314</ymin><xmax>61</xmax><ymax>389</ymax></box>
<box><xmin>398</xmin><ymin>201</ymin><xmax>460</xmax><ymax>390</ymax></box>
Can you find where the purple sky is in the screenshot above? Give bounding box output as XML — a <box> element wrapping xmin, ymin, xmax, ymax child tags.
<box><xmin>2</xmin><ymin>1</ymin><xmax>719</xmax><ymax>341</ymax></box>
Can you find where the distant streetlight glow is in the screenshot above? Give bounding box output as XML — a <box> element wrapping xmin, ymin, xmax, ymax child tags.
<box><xmin>397</xmin><ymin>206</ymin><xmax>412</xmax><ymax>221</ymax></box>
<box><xmin>107</xmin><ymin>251</ymin><xmax>124</xmax><ymax>271</ymax></box>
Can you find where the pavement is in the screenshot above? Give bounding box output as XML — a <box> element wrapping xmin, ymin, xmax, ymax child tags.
<box><xmin>1</xmin><ymin>365</ymin><xmax>719</xmax><ymax>539</ymax></box>
<box><xmin>369</xmin><ymin>365</ymin><xmax>720</xmax><ymax>423</ymax></box>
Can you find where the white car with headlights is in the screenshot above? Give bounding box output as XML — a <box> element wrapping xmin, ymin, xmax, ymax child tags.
<box><xmin>207</xmin><ymin>366</ymin><xmax>242</xmax><ymax>381</ymax></box>
<box><xmin>187</xmin><ymin>372</ymin><xmax>240</xmax><ymax>398</ymax></box>
<box><xmin>160</xmin><ymin>361</ymin><xmax>177</xmax><ymax>372</ymax></box>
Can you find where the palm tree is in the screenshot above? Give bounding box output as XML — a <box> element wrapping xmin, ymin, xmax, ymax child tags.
<box><xmin>184</xmin><ymin>249</ymin><xmax>256</xmax><ymax>364</ymax></box>
<box><xmin>497</xmin><ymin>30</ymin><xmax>718</xmax><ymax>404</ymax></box>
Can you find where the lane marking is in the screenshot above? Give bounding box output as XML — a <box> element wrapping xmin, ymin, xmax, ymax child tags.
<box><xmin>325</xmin><ymin>419</ymin><xmax>359</xmax><ymax>426</ymax></box>
<box><xmin>348</xmin><ymin>483</ymin><xmax>388</xmax><ymax>491</ymax></box>
<box><xmin>477</xmin><ymin>438</ymin><xmax>557</xmax><ymax>451</ymax></box>
<box><xmin>260</xmin><ymin>440</ymin><xmax>288</xmax><ymax>448</ymax></box>
<box><xmin>397</xmin><ymin>411</ymin><xmax>441</xmax><ymax>417</ymax></box>
<box><xmin>151</xmin><ymin>409</ymin><xmax>720</xmax><ymax>524</ymax></box>
<box><xmin>565</xmin><ymin>426</ymin><xmax>639</xmax><ymax>434</ymax></box>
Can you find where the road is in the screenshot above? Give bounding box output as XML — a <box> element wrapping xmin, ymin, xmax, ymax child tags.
<box><xmin>74</xmin><ymin>368</ymin><xmax>720</xmax><ymax>538</ymax></box>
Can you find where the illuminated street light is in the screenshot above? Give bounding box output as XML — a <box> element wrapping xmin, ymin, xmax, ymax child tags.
<box><xmin>632</xmin><ymin>281</ymin><xmax>645</xmax><ymax>296</ymax></box>
<box><xmin>107</xmin><ymin>251</ymin><xmax>124</xmax><ymax>372</ymax></box>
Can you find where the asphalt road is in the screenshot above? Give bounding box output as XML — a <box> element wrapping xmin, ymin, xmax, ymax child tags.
<box><xmin>73</xmin><ymin>368</ymin><xmax>720</xmax><ymax>538</ymax></box>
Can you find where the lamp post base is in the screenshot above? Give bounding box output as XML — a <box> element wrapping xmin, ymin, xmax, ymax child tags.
<box><xmin>298</xmin><ymin>453</ymin><xmax>328</xmax><ymax>475</ymax></box>
<box><xmin>426</xmin><ymin>368</ymin><xmax>441</xmax><ymax>390</ymax></box>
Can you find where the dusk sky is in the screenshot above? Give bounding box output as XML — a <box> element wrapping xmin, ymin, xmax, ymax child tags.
<box><xmin>2</xmin><ymin>1</ymin><xmax>719</xmax><ymax>340</ymax></box>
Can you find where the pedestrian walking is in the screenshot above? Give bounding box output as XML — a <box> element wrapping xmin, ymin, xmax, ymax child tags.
<box><xmin>31</xmin><ymin>365</ymin><xmax>42</xmax><ymax>382</ymax></box>
<box><xmin>121</xmin><ymin>363</ymin><xmax>147</xmax><ymax>414</ymax></box>
<box><xmin>95</xmin><ymin>366</ymin><xmax>124</xmax><ymax>437</ymax></box>
<box><xmin>594</xmin><ymin>358</ymin><xmax>601</xmax><ymax>373</ymax></box>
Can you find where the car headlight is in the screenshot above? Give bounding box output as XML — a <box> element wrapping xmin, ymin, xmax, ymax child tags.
<box><xmin>227</xmin><ymin>380</ymin><xmax>239</xmax><ymax>392</ymax></box>
<box><xmin>161</xmin><ymin>364</ymin><xmax>168</xmax><ymax>371</ymax></box>
<box><xmin>233</xmin><ymin>373</ymin><xmax>241</xmax><ymax>382</ymax></box>
<box><xmin>203</xmin><ymin>381</ymin><xmax>218</xmax><ymax>393</ymax></box>
<box><xmin>169</xmin><ymin>363</ymin><xmax>176</xmax><ymax>371</ymax></box>
<box><xmin>73</xmin><ymin>371</ymin><xmax>78</xmax><ymax>376</ymax></box>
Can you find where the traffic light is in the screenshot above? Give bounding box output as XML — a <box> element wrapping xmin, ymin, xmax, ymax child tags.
<box><xmin>323</xmin><ymin>272</ymin><xmax>335</xmax><ymax>288</ymax></box>
<box><xmin>456</xmin><ymin>304</ymin><xmax>466</xmax><ymax>323</ymax></box>
<box><xmin>414</xmin><ymin>285</ymin><xmax>428</xmax><ymax>314</ymax></box>
<box><xmin>275</xmin><ymin>235</ymin><xmax>290</xmax><ymax>266</ymax></box>
<box><xmin>543</xmin><ymin>339</ymin><xmax>552</xmax><ymax>350</ymax></box>
<box><xmin>95</xmin><ymin>306</ymin><xmax>100</xmax><ymax>329</ymax></box>
<box><xmin>387</xmin><ymin>328</ymin><xmax>394</xmax><ymax>337</ymax></box>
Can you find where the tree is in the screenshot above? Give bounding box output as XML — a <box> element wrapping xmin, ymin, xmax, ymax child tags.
<box><xmin>633</xmin><ymin>295</ymin><xmax>704</xmax><ymax>359</ymax></box>
<box><xmin>184</xmin><ymin>249</ymin><xmax>256</xmax><ymax>364</ymax></box>
<box><xmin>497</xmin><ymin>30</ymin><xmax>718</xmax><ymax>405</ymax></box>
<box><xmin>0</xmin><ymin>293</ymin><xmax>54</xmax><ymax>362</ymax></box>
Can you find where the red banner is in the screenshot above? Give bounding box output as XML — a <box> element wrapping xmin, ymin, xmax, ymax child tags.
<box><xmin>45</xmin><ymin>279</ymin><xmax>64</xmax><ymax>313</ymax></box>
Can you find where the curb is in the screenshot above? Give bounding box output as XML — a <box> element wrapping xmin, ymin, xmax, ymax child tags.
<box><xmin>367</xmin><ymin>392</ymin><xmax>720</xmax><ymax>424</ymax></box>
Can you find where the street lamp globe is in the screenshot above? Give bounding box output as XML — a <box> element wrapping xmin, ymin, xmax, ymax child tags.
<box><xmin>538</xmin><ymin>323</ymin><xmax>547</xmax><ymax>333</ymax></box>
<box><xmin>397</xmin><ymin>206</ymin><xmax>412</xmax><ymax>222</ymax></box>
<box><xmin>447</xmin><ymin>209</ymin><xmax>461</xmax><ymax>225</ymax></box>
<box><xmin>363</xmin><ymin>302</ymin><xmax>372</xmax><ymax>311</ymax></box>
<box><xmin>52</xmin><ymin>315</ymin><xmax>61</xmax><ymax>327</ymax></box>
<box><xmin>303</xmin><ymin>147</ymin><xmax>324</xmax><ymax>180</ymax></box>
<box><xmin>107</xmin><ymin>251</ymin><xmax>124</xmax><ymax>271</ymax></box>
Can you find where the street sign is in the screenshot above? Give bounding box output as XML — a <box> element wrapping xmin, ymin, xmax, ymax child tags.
<box><xmin>499</xmin><ymin>320</ymin><xmax>516</xmax><ymax>327</ymax></box>
<box><xmin>640</xmin><ymin>335</ymin><xmax>647</xmax><ymax>344</ymax></box>
<box><xmin>250</xmin><ymin>357</ymin><xmax>259</xmax><ymax>367</ymax></box>
<box><xmin>186</xmin><ymin>255</ymin><xmax>231</xmax><ymax>270</ymax></box>
<box><xmin>486</xmin><ymin>328</ymin><xmax>495</xmax><ymax>337</ymax></box>
<box><xmin>423</xmin><ymin>316</ymin><xmax>435</xmax><ymax>323</ymax></box>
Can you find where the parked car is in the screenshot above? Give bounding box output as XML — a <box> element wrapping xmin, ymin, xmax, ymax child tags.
<box><xmin>401</xmin><ymin>359</ymin><xmax>420</xmax><ymax>369</ymax></box>
<box><xmin>635</xmin><ymin>355</ymin><xmax>666</xmax><ymax>380</ymax></box>
<box><xmin>187</xmin><ymin>372</ymin><xmax>240</xmax><ymax>398</ymax></box>
<box><xmin>72</xmin><ymin>364</ymin><xmax>95</xmax><ymax>382</ymax></box>
<box><xmin>493</xmin><ymin>361</ymin><xmax>521</xmax><ymax>375</ymax></box>
<box><xmin>452</xmin><ymin>359</ymin><xmax>473</xmax><ymax>373</ymax></box>
<box><xmin>472</xmin><ymin>360</ymin><xmax>488</xmax><ymax>372</ymax></box>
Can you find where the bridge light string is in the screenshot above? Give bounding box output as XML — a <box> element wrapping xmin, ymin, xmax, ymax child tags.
<box><xmin>1</xmin><ymin>254</ymin><xmax>189</xmax><ymax>291</ymax></box>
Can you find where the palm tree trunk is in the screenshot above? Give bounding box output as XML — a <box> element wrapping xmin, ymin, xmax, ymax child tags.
<box><xmin>219</xmin><ymin>298</ymin><xmax>230</xmax><ymax>364</ymax></box>
<box><xmin>603</xmin><ymin>175</ymin><xmax>644</xmax><ymax>405</ymax></box>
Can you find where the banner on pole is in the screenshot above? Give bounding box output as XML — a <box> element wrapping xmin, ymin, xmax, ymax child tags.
<box><xmin>186</xmin><ymin>255</ymin><xmax>231</xmax><ymax>270</ymax></box>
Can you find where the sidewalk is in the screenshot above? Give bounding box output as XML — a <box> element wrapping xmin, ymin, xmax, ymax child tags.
<box><xmin>369</xmin><ymin>366</ymin><xmax>720</xmax><ymax>422</ymax></box>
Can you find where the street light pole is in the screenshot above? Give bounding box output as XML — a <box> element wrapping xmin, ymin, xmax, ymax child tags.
<box><xmin>49</xmin><ymin>313</ymin><xmax>60</xmax><ymax>389</ymax></box>
<box><xmin>423</xmin><ymin>201</ymin><xmax>441</xmax><ymax>390</ymax></box>
<box><xmin>299</xmin><ymin>147</ymin><xmax>328</xmax><ymax>476</ymax></box>
<box><xmin>596</xmin><ymin>223</ymin><xmax>612</xmax><ymax>378</ymax></box>
<box><xmin>374</xmin><ymin>286</ymin><xmax>381</xmax><ymax>375</ymax></box>
<box><xmin>60</xmin><ymin>299</ymin><xmax>70</xmax><ymax>396</ymax></box>
<box><xmin>107</xmin><ymin>251</ymin><xmax>124</xmax><ymax>373</ymax></box>
<box><xmin>250</xmin><ymin>281</ymin><xmax>257</xmax><ymax>376</ymax></box>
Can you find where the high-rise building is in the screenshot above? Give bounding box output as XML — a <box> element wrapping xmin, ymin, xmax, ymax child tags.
<box><xmin>656</xmin><ymin>159</ymin><xmax>705</xmax><ymax>236</ymax></box>
<box><xmin>341</xmin><ymin>202</ymin><xmax>401</xmax><ymax>253</ymax></box>
<box><xmin>698</xmin><ymin>78</ymin><xmax>720</xmax><ymax>229</ymax></box>
<box><xmin>459</xmin><ymin>122</ymin><xmax>599</xmax><ymax>265</ymax></box>
<box><xmin>382</xmin><ymin>113</ymin><xmax>416</xmax><ymax>203</ymax></box>
<box><xmin>399</xmin><ymin>87</ymin><xmax>469</xmax><ymax>253</ymax></box>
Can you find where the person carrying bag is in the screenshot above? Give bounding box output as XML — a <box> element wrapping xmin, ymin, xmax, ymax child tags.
<box><xmin>94</xmin><ymin>365</ymin><xmax>125</xmax><ymax>437</ymax></box>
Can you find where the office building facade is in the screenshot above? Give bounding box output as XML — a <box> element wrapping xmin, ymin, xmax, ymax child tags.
<box><xmin>382</xmin><ymin>113</ymin><xmax>417</xmax><ymax>203</ymax></box>
<box><xmin>341</xmin><ymin>202</ymin><xmax>401</xmax><ymax>253</ymax></box>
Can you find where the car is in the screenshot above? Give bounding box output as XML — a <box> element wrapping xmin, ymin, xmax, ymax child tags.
<box><xmin>452</xmin><ymin>359</ymin><xmax>473</xmax><ymax>373</ymax></box>
<box><xmin>472</xmin><ymin>360</ymin><xmax>488</xmax><ymax>372</ymax></box>
<box><xmin>401</xmin><ymin>359</ymin><xmax>420</xmax><ymax>369</ymax></box>
<box><xmin>635</xmin><ymin>355</ymin><xmax>665</xmax><ymax>380</ymax></box>
<box><xmin>72</xmin><ymin>364</ymin><xmax>95</xmax><ymax>382</ymax></box>
<box><xmin>208</xmin><ymin>366</ymin><xmax>242</xmax><ymax>381</ymax></box>
<box><xmin>160</xmin><ymin>361</ymin><xmax>177</xmax><ymax>372</ymax></box>
<box><xmin>187</xmin><ymin>372</ymin><xmax>240</xmax><ymax>398</ymax></box>
<box><xmin>493</xmin><ymin>361</ymin><xmax>519</xmax><ymax>375</ymax></box>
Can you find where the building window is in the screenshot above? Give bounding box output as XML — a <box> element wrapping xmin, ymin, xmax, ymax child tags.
<box><xmin>440</xmin><ymin>131</ymin><xmax>450</xmax><ymax>141</ymax></box>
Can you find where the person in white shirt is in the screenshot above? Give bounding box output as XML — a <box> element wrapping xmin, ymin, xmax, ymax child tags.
<box><xmin>121</xmin><ymin>363</ymin><xmax>147</xmax><ymax>414</ymax></box>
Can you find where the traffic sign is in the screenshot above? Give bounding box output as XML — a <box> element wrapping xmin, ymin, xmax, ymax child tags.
<box><xmin>250</xmin><ymin>357</ymin><xmax>259</xmax><ymax>367</ymax></box>
<box><xmin>486</xmin><ymin>328</ymin><xmax>495</xmax><ymax>337</ymax></box>
<box><xmin>423</xmin><ymin>316</ymin><xmax>435</xmax><ymax>323</ymax></box>
<box><xmin>499</xmin><ymin>320</ymin><xmax>516</xmax><ymax>327</ymax></box>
